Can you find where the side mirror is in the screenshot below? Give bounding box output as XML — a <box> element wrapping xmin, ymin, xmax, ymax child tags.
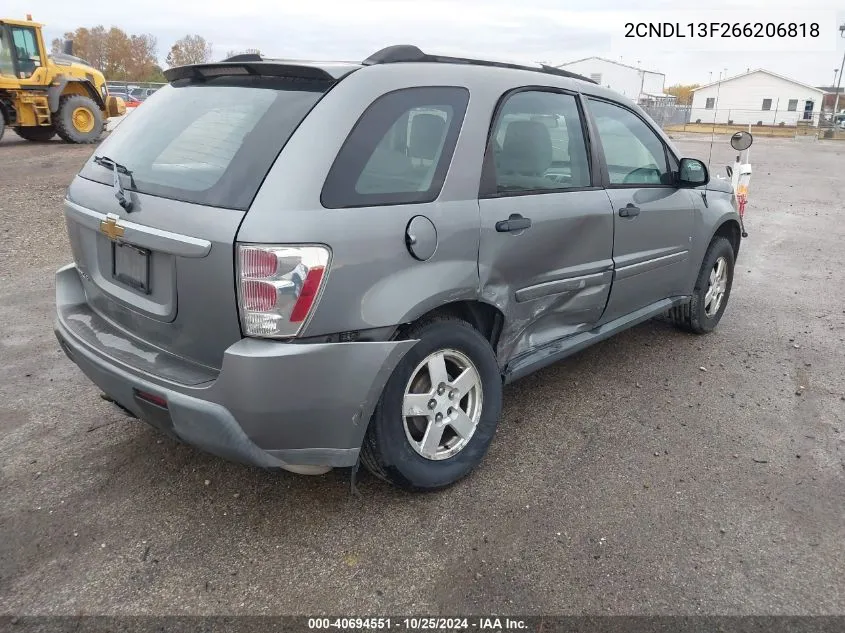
<box><xmin>62</xmin><ymin>39</ymin><xmax>74</xmax><ymax>56</ymax></box>
<box><xmin>730</xmin><ymin>131</ymin><xmax>753</xmax><ymax>151</ymax></box>
<box><xmin>678</xmin><ymin>158</ymin><xmax>709</xmax><ymax>187</ymax></box>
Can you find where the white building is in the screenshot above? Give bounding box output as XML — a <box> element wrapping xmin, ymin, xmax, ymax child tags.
<box><xmin>556</xmin><ymin>57</ymin><xmax>674</xmax><ymax>105</ymax></box>
<box><xmin>690</xmin><ymin>69</ymin><xmax>827</xmax><ymax>127</ymax></box>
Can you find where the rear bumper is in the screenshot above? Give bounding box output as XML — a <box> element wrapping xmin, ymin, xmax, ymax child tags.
<box><xmin>55</xmin><ymin>264</ymin><xmax>414</xmax><ymax>470</ymax></box>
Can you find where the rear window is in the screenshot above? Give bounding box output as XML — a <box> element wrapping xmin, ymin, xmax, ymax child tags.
<box><xmin>79</xmin><ymin>76</ymin><xmax>330</xmax><ymax>210</ymax></box>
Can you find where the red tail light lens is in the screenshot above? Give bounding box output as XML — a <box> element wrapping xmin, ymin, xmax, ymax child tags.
<box><xmin>289</xmin><ymin>267</ymin><xmax>326</xmax><ymax>322</ymax></box>
<box><xmin>240</xmin><ymin>247</ymin><xmax>278</xmax><ymax>278</ymax></box>
<box><xmin>242</xmin><ymin>280</ymin><xmax>277</xmax><ymax>311</ymax></box>
<box><xmin>236</xmin><ymin>244</ymin><xmax>331</xmax><ymax>339</ymax></box>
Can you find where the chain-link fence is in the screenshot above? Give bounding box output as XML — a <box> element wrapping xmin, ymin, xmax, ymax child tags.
<box><xmin>642</xmin><ymin>105</ymin><xmax>845</xmax><ymax>140</ymax></box>
<box><xmin>640</xmin><ymin>104</ymin><xmax>692</xmax><ymax>128</ymax></box>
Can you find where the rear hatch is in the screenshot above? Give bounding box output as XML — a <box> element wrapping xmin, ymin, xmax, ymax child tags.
<box><xmin>65</xmin><ymin>65</ymin><xmax>344</xmax><ymax>372</ymax></box>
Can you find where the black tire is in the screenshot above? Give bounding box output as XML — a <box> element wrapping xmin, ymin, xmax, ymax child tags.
<box><xmin>14</xmin><ymin>126</ymin><xmax>56</xmax><ymax>142</ymax></box>
<box><xmin>360</xmin><ymin>317</ymin><xmax>503</xmax><ymax>491</ymax></box>
<box><xmin>670</xmin><ymin>236</ymin><xmax>735</xmax><ymax>334</ymax></box>
<box><xmin>54</xmin><ymin>95</ymin><xmax>104</xmax><ymax>144</ymax></box>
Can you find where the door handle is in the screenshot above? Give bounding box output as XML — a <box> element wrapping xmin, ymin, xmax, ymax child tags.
<box><xmin>496</xmin><ymin>214</ymin><xmax>532</xmax><ymax>232</ymax></box>
<box><xmin>618</xmin><ymin>204</ymin><xmax>640</xmax><ymax>218</ymax></box>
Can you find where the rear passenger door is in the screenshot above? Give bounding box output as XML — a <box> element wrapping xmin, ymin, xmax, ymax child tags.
<box><xmin>585</xmin><ymin>98</ymin><xmax>695</xmax><ymax>321</ymax></box>
<box><xmin>478</xmin><ymin>89</ymin><xmax>615</xmax><ymax>362</ymax></box>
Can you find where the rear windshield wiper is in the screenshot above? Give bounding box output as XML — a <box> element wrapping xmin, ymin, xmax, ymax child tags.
<box><xmin>94</xmin><ymin>155</ymin><xmax>135</xmax><ymax>212</ymax></box>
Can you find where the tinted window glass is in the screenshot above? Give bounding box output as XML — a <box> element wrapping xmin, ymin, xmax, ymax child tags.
<box><xmin>487</xmin><ymin>91</ymin><xmax>591</xmax><ymax>195</ymax></box>
<box><xmin>0</xmin><ymin>29</ymin><xmax>14</xmax><ymax>76</ymax></box>
<box><xmin>588</xmin><ymin>99</ymin><xmax>670</xmax><ymax>186</ymax></box>
<box><xmin>78</xmin><ymin>76</ymin><xmax>329</xmax><ymax>210</ymax></box>
<box><xmin>11</xmin><ymin>27</ymin><xmax>41</xmax><ymax>77</ymax></box>
<box><xmin>355</xmin><ymin>106</ymin><xmax>453</xmax><ymax>195</ymax></box>
<box><xmin>321</xmin><ymin>87</ymin><xmax>469</xmax><ymax>208</ymax></box>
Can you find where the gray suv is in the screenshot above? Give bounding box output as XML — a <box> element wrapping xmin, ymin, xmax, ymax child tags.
<box><xmin>54</xmin><ymin>45</ymin><xmax>742</xmax><ymax>491</ymax></box>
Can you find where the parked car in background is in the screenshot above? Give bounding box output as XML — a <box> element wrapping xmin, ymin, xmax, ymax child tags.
<box><xmin>109</xmin><ymin>92</ymin><xmax>141</xmax><ymax>109</ymax></box>
<box><xmin>54</xmin><ymin>45</ymin><xmax>743</xmax><ymax>491</ymax></box>
<box><xmin>128</xmin><ymin>87</ymin><xmax>158</xmax><ymax>101</ymax></box>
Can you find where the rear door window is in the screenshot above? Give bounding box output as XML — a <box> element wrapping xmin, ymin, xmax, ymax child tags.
<box><xmin>483</xmin><ymin>89</ymin><xmax>592</xmax><ymax>195</ymax></box>
<box><xmin>320</xmin><ymin>87</ymin><xmax>470</xmax><ymax>208</ymax></box>
<box><xmin>79</xmin><ymin>76</ymin><xmax>330</xmax><ymax>210</ymax></box>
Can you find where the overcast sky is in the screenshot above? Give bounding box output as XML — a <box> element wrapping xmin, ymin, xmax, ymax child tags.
<box><xmin>8</xmin><ymin>0</ymin><xmax>845</xmax><ymax>87</ymax></box>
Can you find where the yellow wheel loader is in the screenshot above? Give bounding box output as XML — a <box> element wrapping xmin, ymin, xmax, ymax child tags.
<box><xmin>0</xmin><ymin>15</ymin><xmax>125</xmax><ymax>144</ymax></box>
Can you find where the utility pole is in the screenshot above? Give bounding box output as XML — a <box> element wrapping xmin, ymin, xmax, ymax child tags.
<box><xmin>834</xmin><ymin>24</ymin><xmax>845</xmax><ymax>119</ymax></box>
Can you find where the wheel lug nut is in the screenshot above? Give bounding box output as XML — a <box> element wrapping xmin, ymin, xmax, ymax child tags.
<box><xmin>449</xmin><ymin>390</ymin><xmax>457</xmax><ymax>399</ymax></box>
<box><xmin>435</xmin><ymin>413</ymin><xmax>443</xmax><ymax>422</ymax></box>
<box><xmin>437</xmin><ymin>385</ymin><xmax>445</xmax><ymax>395</ymax></box>
<box><xmin>428</xmin><ymin>399</ymin><xmax>437</xmax><ymax>410</ymax></box>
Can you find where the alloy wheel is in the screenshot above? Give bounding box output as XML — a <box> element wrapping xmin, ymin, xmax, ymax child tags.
<box><xmin>704</xmin><ymin>256</ymin><xmax>728</xmax><ymax>317</ymax></box>
<box><xmin>402</xmin><ymin>349</ymin><xmax>483</xmax><ymax>460</ymax></box>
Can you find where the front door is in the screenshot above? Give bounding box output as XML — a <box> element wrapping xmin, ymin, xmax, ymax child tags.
<box><xmin>585</xmin><ymin>97</ymin><xmax>695</xmax><ymax>321</ymax></box>
<box><xmin>804</xmin><ymin>100</ymin><xmax>814</xmax><ymax>121</ymax></box>
<box><xmin>8</xmin><ymin>24</ymin><xmax>43</xmax><ymax>82</ymax></box>
<box><xmin>478</xmin><ymin>89</ymin><xmax>615</xmax><ymax>362</ymax></box>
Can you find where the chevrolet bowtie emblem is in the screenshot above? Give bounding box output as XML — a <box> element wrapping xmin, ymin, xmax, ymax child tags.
<box><xmin>99</xmin><ymin>214</ymin><xmax>125</xmax><ymax>241</ymax></box>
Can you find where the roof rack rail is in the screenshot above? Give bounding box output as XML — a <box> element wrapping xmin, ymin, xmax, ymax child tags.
<box><xmin>222</xmin><ymin>53</ymin><xmax>263</xmax><ymax>62</ymax></box>
<box><xmin>362</xmin><ymin>45</ymin><xmax>597</xmax><ymax>84</ymax></box>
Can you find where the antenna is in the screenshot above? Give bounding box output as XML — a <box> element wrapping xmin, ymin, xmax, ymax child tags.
<box><xmin>706</xmin><ymin>74</ymin><xmax>724</xmax><ymax>172</ymax></box>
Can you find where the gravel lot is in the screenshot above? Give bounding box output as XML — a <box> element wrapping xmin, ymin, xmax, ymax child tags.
<box><xmin>0</xmin><ymin>132</ymin><xmax>843</xmax><ymax>616</ymax></box>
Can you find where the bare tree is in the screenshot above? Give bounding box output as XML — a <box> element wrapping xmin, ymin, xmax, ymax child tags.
<box><xmin>166</xmin><ymin>35</ymin><xmax>214</xmax><ymax>67</ymax></box>
<box><xmin>49</xmin><ymin>26</ymin><xmax>158</xmax><ymax>81</ymax></box>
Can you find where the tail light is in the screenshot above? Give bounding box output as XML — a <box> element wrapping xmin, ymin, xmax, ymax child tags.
<box><xmin>237</xmin><ymin>244</ymin><xmax>330</xmax><ymax>339</ymax></box>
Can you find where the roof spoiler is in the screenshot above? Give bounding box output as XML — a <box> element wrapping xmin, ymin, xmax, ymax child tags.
<box><xmin>163</xmin><ymin>62</ymin><xmax>337</xmax><ymax>83</ymax></box>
